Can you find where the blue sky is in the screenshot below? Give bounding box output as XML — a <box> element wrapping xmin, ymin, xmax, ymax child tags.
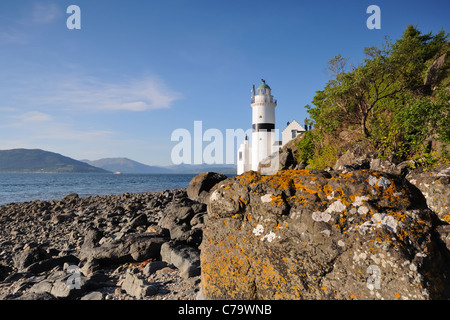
<box><xmin>0</xmin><ymin>0</ymin><xmax>448</xmax><ymax>166</ymax></box>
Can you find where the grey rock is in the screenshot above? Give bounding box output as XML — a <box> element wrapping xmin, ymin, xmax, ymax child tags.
<box><xmin>121</xmin><ymin>270</ymin><xmax>158</xmax><ymax>299</ymax></box>
<box><xmin>161</xmin><ymin>242</ymin><xmax>200</xmax><ymax>279</ymax></box>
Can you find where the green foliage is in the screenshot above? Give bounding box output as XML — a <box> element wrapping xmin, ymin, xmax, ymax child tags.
<box><xmin>295</xmin><ymin>131</ymin><xmax>315</xmax><ymax>165</ymax></box>
<box><xmin>303</xmin><ymin>25</ymin><xmax>449</xmax><ymax>169</ymax></box>
<box><xmin>307</xmin><ymin>142</ymin><xmax>338</xmax><ymax>170</ymax></box>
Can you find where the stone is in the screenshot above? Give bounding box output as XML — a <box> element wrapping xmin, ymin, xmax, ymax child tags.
<box><xmin>201</xmin><ymin>170</ymin><xmax>450</xmax><ymax>300</ymax></box>
<box><xmin>80</xmin><ymin>233</ymin><xmax>165</xmax><ymax>265</ymax></box>
<box><xmin>50</xmin><ymin>273</ymin><xmax>87</xmax><ymax>299</ymax></box>
<box><xmin>13</xmin><ymin>247</ymin><xmax>48</xmax><ymax>271</ymax></box>
<box><xmin>406</xmin><ymin>165</ymin><xmax>450</xmax><ymax>222</ymax></box>
<box><xmin>142</xmin><ymin>261</ymin><xmax>168</xmax><ymax>276</ymax></box>
<box><xmin>81</xmin><ymin>291</ymin><xmax>104</xmax><ymax>300</ymax></box>
<box><xmin>26</xmin><ymin>255</ymin><xmax>79</xmax><ymax>274</ymax></box>
<box><xmin>333</xmin><ymin>141</ymin><xmax>377</xmax><ymax>171</ymax></box>
<box><xmin>121</xmin><ymin>270</ymin><xmax>158</xmax><ymax>299</ymax></box>
<box><xmin>187</xmin><ymin>172</ymin><xmax>227</xmax><ymax>203</ymax></box>
<box><xmin>161</xmin><ymin>242</ymin><xmax>200</xmax><ymax>279</ymax></box>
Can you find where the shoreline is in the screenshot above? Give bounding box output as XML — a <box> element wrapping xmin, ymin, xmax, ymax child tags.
<box><xmin>0</xmin><ymin>186</ymin><xmax>206</xmax><ymax>300</ymax></box>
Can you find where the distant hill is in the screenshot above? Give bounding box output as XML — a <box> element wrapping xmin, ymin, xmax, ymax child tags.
<box><xmin>0</xmin><ymin>149</ymin><xmax>109</xmax><ymax>173</ymax></box>
<box><xmin>82</xmin><ymin>158</ymin><xmax>237</xmax><ymax>175</ymax></box>
<box><xmin>82</xmin><ymin>158</ymin><xmax>171</xmax><ymax>174</ymax></box>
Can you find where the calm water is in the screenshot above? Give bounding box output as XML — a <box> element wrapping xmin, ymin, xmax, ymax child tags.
<box><xmin>0</xmin><ymin>173</ymin><xmax>198</xmax><ymax>205</ymax></box>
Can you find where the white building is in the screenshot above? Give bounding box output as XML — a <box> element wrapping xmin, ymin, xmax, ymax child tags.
<box><xmin>237</xmin><ymin>79</ymin><xmax>278</xmax><ymax>175</ymax></box>
<box><xmin>282</xmin><ymin>120</ymin><xmax>306</xmax><ymax>147</ymax></box>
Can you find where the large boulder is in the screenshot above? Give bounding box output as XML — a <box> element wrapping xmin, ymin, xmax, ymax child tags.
<box><xmin>187</xmin><ymin>172</ymin><xmax>227</xmax><ymax>203</ymax></box>
<box><xmin>201</xmin><ymin>170</ymin><xmax>450</xmax><ymax>300</ymax></box>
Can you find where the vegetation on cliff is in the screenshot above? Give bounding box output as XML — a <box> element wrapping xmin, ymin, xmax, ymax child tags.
<box><xmin>297</xmin><ymin>25</ymin><xmax>449</xmax><ymax>170</ymax></box>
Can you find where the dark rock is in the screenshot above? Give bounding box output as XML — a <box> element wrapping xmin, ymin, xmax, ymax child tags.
<box><xmin>0</xmin><ymin>264</ymin><xmax>13</xmax><ymax>281</ymax></box>
<box><xmin>80</xmin><ymin>233</ymin><xmax>165</xmax><ymax>265</ymax></box>
<box><xmin>142</xmin><ymin>261</ymin><xmax>168</xmax><ymax>276</ymax></box>
<box><xmin>13</xmin><ymin>246</ymin><xmax>48</xmax><ymax>271</ymax></box>
<box><xmin>121</xmin><ymin>213</ymin><xmax>148</xmax><ymax>233</ymax></box>
<box><xmin>25</xmin><ymin>255</ymin><xmax>79</xmax><ymax>274</ymax></box>
<box><xmin>14</xmin><ymin>292</ymin><xmax>56</xmax><ymax>300</ymax></box>
<box><xmin>63</xmin><ymin>193</ymin><xmax>80</xmax><ymax>205</ymax></box>
<box><xmin>187</xmin><ymin>172</ymin><xmax>227</xmax><ymax>203</ymax></box>
<box><xmin>81</xmin><ymin>227</ymin><xmax>103</xmax><ymax>251</ymax></box>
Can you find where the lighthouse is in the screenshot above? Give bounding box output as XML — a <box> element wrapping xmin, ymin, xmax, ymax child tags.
<box><xmin>237</xmin><ymin>79</ymin><xmax>278</xmax><ymax>175</ymax></box>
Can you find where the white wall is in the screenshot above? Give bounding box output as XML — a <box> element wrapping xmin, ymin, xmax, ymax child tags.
<box><xmin>282</xmin><ymin>121</ymin><xmax>305</xmax><ymax>146</ymax></box>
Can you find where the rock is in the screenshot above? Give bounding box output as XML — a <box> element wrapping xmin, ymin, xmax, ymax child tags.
<box><xmin>424</xmin><ymin>53</ymin><xmax>447</xmax><ymax>87</ymax></box>
<box><xmin>25</xmin><ymin>255</ymin><xmax>79</xmax><ymax>274</ymax></box>
<box><xmin>81</xmin><ymin>291</ymin><xmax>104</xmax><ymax>300</ymax></box>
<box><xmin>161</xmin><ymin>242</ymin><xmax>201</xmax><ymax>279</ymax></box>
<box><xmin>80</xmin><ymin>233</ymin><xmax>165</xmax><ymax>265</ymax></box>
<box><xmin>15</xmin><ymin>292</ymin><xmax>56</xmax><ymax>300</ymax></box>
<box><xmin>334</xmin><ymin>141</ymin><xmax>377</xmax><ymax>171</ymax></box>
<box><xmin>13</xmin><ymin>247</ymin><xmax>48</xmax><ymax>271</ymax></box>
<box><xmin>187</xmin><ymin>172</ymin><xmax>227</xmax><ymax>203</ymax></box>
<box><xmin>279</xmin><ymin>148</ymin><xmax>306</xmax><ymax>170</ymax></box>
<box><xmin>63</xmin><ymin>193</ymin><xmax>80</xmax><ymax>205</ymax></box>
<box><xmin>121</xmin><ymin>270</ymin><xmax>158</xmax><ymax>299</ymax></box>
<box><xmin>406</xmin><ymin>165</ymin><xmax>450</xmax><ymax>222</ymax></box>
<box><xmin>121</xmin><ymin>213</ymin><xmax>148</xmax><ymax>233</ymax></box>
<box><xmin>51</xmin><ymin>213</ymin><xmax>74</xmax><ymax>224</ymax></box>
<box><xmin>50</xmin><ymin>273</ymin><xmax>87</xmax><ymax>299</ymax></box>
<box><xmin>201</xmin><ymin>170</ymin><xmax>450</xmax><ymax>300</ymax></box>
<box><xmin>29</xmin><ymin>280</ymin><xmax>53</xmax><ymax>295</ymax></box>
<box><xmin>80</xmin><ymin>227</ymin><xmax>103</xmax><ymax>251</ymax></box>
<box><xmin>142</xmin><ymin>261</ymin><xmax>168</xmax><ymax>276</ymax></box>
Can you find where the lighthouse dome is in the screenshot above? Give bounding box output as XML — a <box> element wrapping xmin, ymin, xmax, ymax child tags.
<box><xmin>258</xmin><ymin>79</ymin><xmax>271</xmax><ymax>90</ymax></box>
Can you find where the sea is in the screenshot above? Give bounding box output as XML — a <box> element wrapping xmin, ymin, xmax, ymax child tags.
<box><xmin>0</xmin><ymin>173</ymin><xmax>200</xmax><ymax>206</ymax></box>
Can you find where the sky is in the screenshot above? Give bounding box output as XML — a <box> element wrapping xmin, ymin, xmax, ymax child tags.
<box><xmin>0</xmin><ymin>0</ymin><xmax>448</xmax><ymax>166</ymax></box>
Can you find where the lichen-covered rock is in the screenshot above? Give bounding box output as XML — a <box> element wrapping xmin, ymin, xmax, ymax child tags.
<box><xmin>201</xmin><ymin>170</ymin><xmax>450</xmax><ymax>300</ymax></box>
<box><xmin>406</xmin><ymin>165</ymin><xmax>450</xmax><ymax>223</ymax></box>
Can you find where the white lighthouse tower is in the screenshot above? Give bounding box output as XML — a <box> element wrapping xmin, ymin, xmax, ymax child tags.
<box><xmin>237</xmin><ymin>79</ymin><xmax>278</xmax><ymax>175</ymax></box>
<box><xmin>251</xmin><ymin>79</ymin><xmax>277</xmax><ymax>171</ymax></box>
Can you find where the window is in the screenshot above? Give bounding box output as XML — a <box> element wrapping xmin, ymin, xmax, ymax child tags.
<box><xmin>291</xmin><ymin>130</ymin><xmax>297</xmax><ymax>139</ymax></box>
<box><xmin>239</xmin><ymin>152</ymin><xmax>242</xmax><ymax>161</ymax></box>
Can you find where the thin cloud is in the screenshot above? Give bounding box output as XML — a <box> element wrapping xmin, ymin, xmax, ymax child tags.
<box><xmin>14</xmin><ymin>111</ymin><xmax>53</xmax><ymax>123</ymax></box>
<box><xmin>30</xmin><ymin>75</ymin><xmax>183</xmax><ymax>112</ymax></box>
<box><xmin>31</xmin><ymin>3</ymin><xmax>61</xmax><ymax>24</ymax></box>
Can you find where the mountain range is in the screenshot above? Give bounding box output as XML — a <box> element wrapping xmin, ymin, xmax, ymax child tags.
<box><xmin>0</xmin><ymin>149</ymin><xmax>108</xmax><ymax>173</ymax></box>
<box><xmin>0</xmin><ymin>149</ymin><xmax>236</xmax><ymax>174</ymax></box>
<box><xmin>82</xmin><ymin>158</ymin><xmax>237</xmax><ymax>175</ymax></box>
